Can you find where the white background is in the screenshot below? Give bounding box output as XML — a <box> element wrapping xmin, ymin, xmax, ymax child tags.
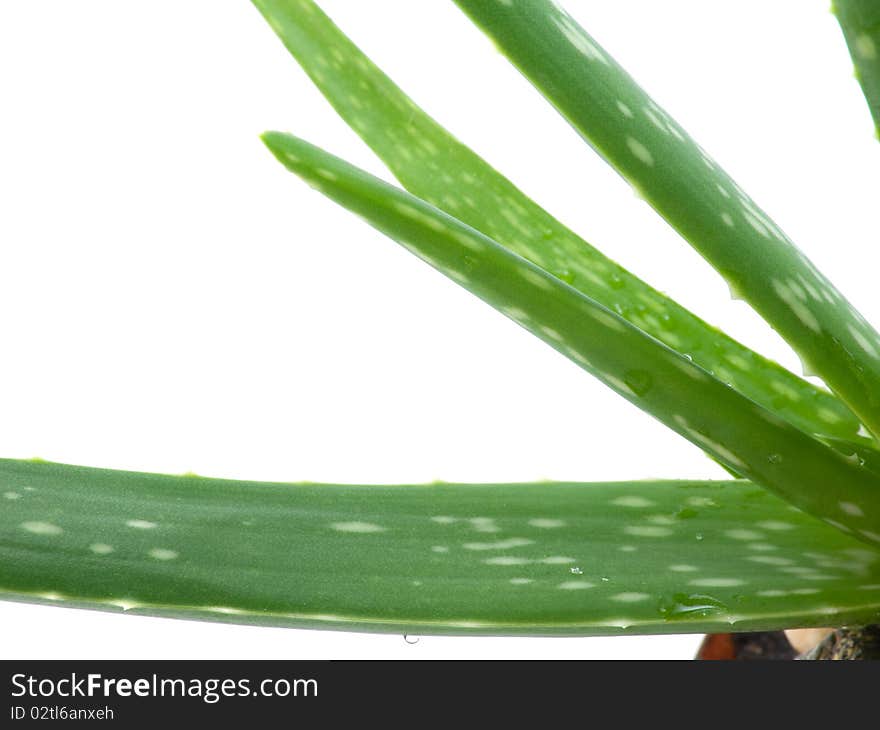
<box><xmin>0</xmin><ymin>0</ymin><xmax>878</xmax><ymax>659</ymax></box>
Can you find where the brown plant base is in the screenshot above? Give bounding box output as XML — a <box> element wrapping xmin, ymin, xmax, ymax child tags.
<box><xmin>696</xmin><ymin>631</ymin><xmax>797</xmax><ymax>660</ymax></box>
<box><xmin>798</xmin><ymin>625</ymin><xmax>880</xmax><ymax>660</ymax></box>
<box><xmin>697</xmin><ymin>625</ymin><xmax>880</xmax><ymax>659</ymax></box>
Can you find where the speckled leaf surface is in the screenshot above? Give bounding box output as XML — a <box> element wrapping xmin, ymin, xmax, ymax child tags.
<box><xmin>3</xmin><ymin>460</ymin><xmax>880</xmax><ymax>635</ymax></box>
<box><xmin>453</xmin><ymin>0</ymin><xmax>880</xmax><ymax>439</ymax></box>
<box><xmin>262</xmin><ymin>131</ymin><xmax>880</xmax><ymax>543</ymax></box>
<box><xmin>250</xmin><ymin>0</ymin><xmax>865</xmax><ymax>445</ymax></box>
<box><xmin>835</xmin><ymin>0</ymin><xmax>880</xmax><ymax>134</ymax></box>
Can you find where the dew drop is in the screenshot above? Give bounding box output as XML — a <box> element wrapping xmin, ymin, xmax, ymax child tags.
<box><xmin>609</xmin><ymin>273</ymin><xmax>625</xmax><ymax>290</ymax></box>
<box><xmin>556</xmin><ymin>268</ymin><xmax>575</xmax><ymax>285</ymax></box>
<box><xmin>403</xmin><ymin>634</ymin><xmax>420</xmax><ymax>645</ymax></box>
<box><xmin>768</xmin><ymin>453</ymin><xmax>783</xmax><ymax>465</ymax></box>
<box><xmin>658</xmin><ymin>592</ymin><xmax>728</xmax><ymax>620</ymax></box>
<box><xmin>570</xmin><ymin>566</ymin><xmax>584</xmax><ymax>575</ymax></box>
<box><xmin>799</xmin><ymin>355</ymin><xmax>818</xmax><ymax>378</ymax></box>
<box><xmin>842</xmin><ymin>451</ymin><xmax>867</xmax><ymax>468</ymax></box>
<box><xmin>695</xmin><ymin>533</ymin><xmax>704</xmax><ymax>541</ymax></box>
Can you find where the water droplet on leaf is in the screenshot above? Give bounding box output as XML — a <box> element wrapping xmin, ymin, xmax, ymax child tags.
<box><xmin>799</xmin><ymin>355</ymin><xmax>818</xmax><ymax>378</ymax></box>
<box><xmin>658</xmin><ymin>592</ymin><xmax>728</xmax><ymax>620</ymax></box>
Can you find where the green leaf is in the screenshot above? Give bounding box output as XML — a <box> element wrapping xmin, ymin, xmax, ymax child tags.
<box><xmin>3</xmin><ymin>459</ymin><xmax>880</xmax><ymax>635</ymax></box>
<box><xmin>249</xmin><ymin>0</ymin><xmax>865</xmax><ymax>445</ymax></box>
<box><xmin>835</xmin><ymin>0</ymin><xmax>880</xmax><ymax>136</ymax></box>
<box><xmin>452</xmin><ymin>0</ymin><xmax>880</xmax><ymax>440</ymax></box>
<box><xmin>261</xmin><ymin>131</ymin><xmax>880</xmax><ymax>543</ymax></box>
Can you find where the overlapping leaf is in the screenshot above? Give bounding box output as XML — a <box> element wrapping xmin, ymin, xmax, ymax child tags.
<box><xmin>251</xmin><ymin>0</ymin><xmax>867</xmax><ymax>445</ymax></box>
<box><xmin>262</xmin><ymin>131</ymin><xmax>880</xmax><ymax>543</ymax></box>
<box><xmin>453</xmin><ymin>0</ymin><xmax>880</xmax><ymax>439</ymax></box>
<box><xmin>6</xmin><ymin>1</ymin><xmax>880</xmax><ymax>642</ymax></box>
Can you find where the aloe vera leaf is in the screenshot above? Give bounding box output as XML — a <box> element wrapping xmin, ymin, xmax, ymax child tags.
<box><xmin>823</xmin><ymin>438</ymin><xmax>880</xmax><ymax>481</ymax></box>
<box><xmin>834</xmin><ymin>0</ymin><xmax>880</xmax><ymax>134</ymax></box>
<box><xmin>4</xmin><ymin>459</ymin><xmax>880</xmax><ymax>635</ymax></box>
<box><xmin>452</xmin><ymin>0</ymin><xmax>880</xmax><ymax>440</ymax></box>
<box><xmin>262</xmin><ymin>131</ymin><xmax>880</xmax><ymax>543</ymax></box>
<box><xmin>249</xmin><ymin>0</ymin><xmax>865</xmax><ymax>446</ymax></box>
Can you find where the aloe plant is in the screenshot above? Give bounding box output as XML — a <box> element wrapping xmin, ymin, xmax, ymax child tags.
<box><xmin>3</xmin><ymin>0</ymin><xmax>880</xmax><ymax>652</ymax></box>
<box><xmin>835</xmin><ymin>0</ymin><xmax>880</xmax><ymax>134</ymax></box>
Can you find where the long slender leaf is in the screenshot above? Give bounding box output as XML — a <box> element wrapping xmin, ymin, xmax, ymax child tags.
<box><xmin>3</xmin><ymin>459</ymin><xmax>880</xmax><ymax>635</ymax></box>
<box><xmin>835</xmin><ymin>0</ymin><xmax>880</xmax><ymax>134</ymax></box>
<box><xmin>452</xmin><ymin>0</ymin><xmax>880</xmax><ymax>440</ymax></box>
<box><xmin>250</xmin><ymin>0</ymin><xmax>867</xmax><ymax>446</ymax></box>
<box><xmin>262</xmin><ymin>131</ymin><xmax>880</xmax><ymax>543</ymax></box>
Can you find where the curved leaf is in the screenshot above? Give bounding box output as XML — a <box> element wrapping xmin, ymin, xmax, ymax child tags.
<box><xmin>835</xmin><ymin>0</ymin><xmax>880</xmax><ymax>135</ymax></box>
<box><xmin>262</xmin><ymin>131</ymin><xmax>880</xmax><ymax>543</ymax></box>
<box><xmin>453</xmin><ymin>0</ymin><xmax>880</xmax><ymax>439</ymax></box>
<box><xmin>3</xmin><ymin>459</ymin><xmax>880</xmax><ymax>635</ymax></box>
<box><xmin>250</xmin><ymin>0</ymin><xmax>866</xmax><ymax>445</ymax></box>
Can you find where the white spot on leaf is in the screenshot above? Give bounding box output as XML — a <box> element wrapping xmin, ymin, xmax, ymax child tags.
<box><xmin>611</xmin><ymin>496</ymin><xmax>654</xmax><ymax>508</ymax></box>
<box><xmin>624</xmin><ymin>525</ymin><xmax>673</xmax><ymax>538</ymax></box>
<box><xmin>126</xmin><ymin>520</ymin><xmax>157</xmax><ymax>530</ymax></box>
<box><xmin>528</xmin><ymin>518</ymin><xmax>566</xmax><ymax>529</ymax></box>
<box><xmin>148</xmin><ymin>548</ymin><xmax>179</xmax><ymax>561</ymax></box>
<box><xmin>626</xmin><ymin>136</ymin><xmax>654</xmax><ymax>166</ymax></box>
<box><xmin>21</xmin><ymin>521</ymin><xmax>63</xmax><ymax>536</ymax></box>
<box><xmin>330</xmin><ymin>522</ymin><xmax>386</xmax><ymax>533</ymax></box>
